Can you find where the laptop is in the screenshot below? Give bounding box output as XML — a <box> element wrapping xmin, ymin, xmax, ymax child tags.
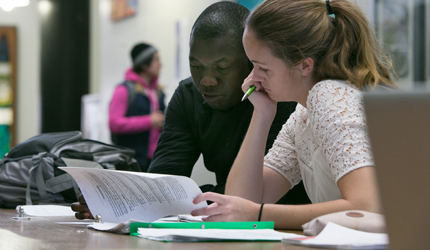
<box><xmin>363</xmin><ymin>88</ymin><xmax>430</xmax><ymax>250</ymax></box>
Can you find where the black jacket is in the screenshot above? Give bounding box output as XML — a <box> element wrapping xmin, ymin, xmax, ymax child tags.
<box><xmin>148</xmin><ymin>77</ymin><xmax>310</xmax><ymax>204</ymax></box>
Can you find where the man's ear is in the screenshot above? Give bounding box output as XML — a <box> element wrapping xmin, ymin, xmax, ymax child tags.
<box><xmin>298</xmin><ymin>57</ymin><xmax>314</xmax><ymax>77</ymax></box>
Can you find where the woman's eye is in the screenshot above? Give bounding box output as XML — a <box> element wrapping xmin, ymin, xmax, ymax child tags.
<box><xmin>259</xmin><ymin>67</ymin><xmax>268</xmax><ymax>73</ymax></box>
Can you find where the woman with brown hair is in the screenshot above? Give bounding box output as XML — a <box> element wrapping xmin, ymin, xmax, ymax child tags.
<box><xmin>191</xmin><ymin>0</ymin><xmax>396</xmax><ymax>229</ymax></box>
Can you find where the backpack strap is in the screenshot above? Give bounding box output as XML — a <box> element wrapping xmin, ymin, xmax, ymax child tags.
<box><xmin>26</xmin><ymin>152</ymin><xmax>50</xmax><ymax>205</ymax></box>
<box><xmin>44</xmin><ymin>173</ymin><xmax>81</xmax><ymax>201</ymax></box>
<box><xmin>45</xmin><ymin>174</ymin><xmax>75</xmax><ymax>194</ymax></box>
<box><xmin>45</xmin><ymin>158</ymin><xmax>104</xmax><ymax>196</ymax></box>
<box><xmin>123</xmin><ymin>81</ymin><xmax>137</xmax><ymax>116</ymax></box>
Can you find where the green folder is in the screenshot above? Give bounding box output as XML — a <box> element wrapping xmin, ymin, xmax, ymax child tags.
<box><xmin>130</xmin><ymin>221</ymin><xmax>274</xmax><ymax>235</ymax></box>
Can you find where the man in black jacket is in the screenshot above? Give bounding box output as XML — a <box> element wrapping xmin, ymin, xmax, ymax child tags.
<box><xmin>148</xmin><ymin>2</ymin><xmax>308</xmax><ymax>202</ymax></box>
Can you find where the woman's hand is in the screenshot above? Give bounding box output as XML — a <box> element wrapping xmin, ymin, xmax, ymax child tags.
<box><xmin>150</xmin><ymin>110</ymin><xmax>165</xmax><ymax>129</ymax></box>
<box><xmin>191</xmin><ymin>192</ymin><xmax>260</xmax><ymax>222</ymax></box>
<box><xmin>71</xmin><ymin>194</ymin><xmax>94</xmax><ymax>220</ymax></box>
<box><xmin>242</xmin><ymin>70</ymin><xmax>277</xmax><ymax>117</ymax></box>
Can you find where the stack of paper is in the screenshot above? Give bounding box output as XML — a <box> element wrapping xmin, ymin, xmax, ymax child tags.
<box><xmin>136</xmin><ymin>228</ymin><xmax>301</xmax><ymax>242</ymax></box>
<box><xmin>132</xmin><ymin>221</ymin><xmax>302</xmax><ymax>242</ymax></box>
<box><xmin>18</xmin><ymin>205</ymin><xmax>76</xmax><ymax>217</ymax></box>
<box><xmin>282</xmin><ymin>222</ymin><xmax>389</xmax><ymax>249</ymax></box>
<box><xmin>87</xmin><ymin>215</ymin><xmax>205</xmax><ymax>234</ymax></box>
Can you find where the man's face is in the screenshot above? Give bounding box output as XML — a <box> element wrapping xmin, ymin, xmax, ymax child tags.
<box><xmin>189</xmin><ymin>33</ymin><xmax>251</xmax><ymax>110</ymax></box>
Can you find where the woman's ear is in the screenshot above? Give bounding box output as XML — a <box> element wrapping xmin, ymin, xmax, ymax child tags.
<box><xmin>298</xmin><ymin>57</ymin><xmax>314</xmax><ymax>77</ymax></box>
<box><xmin>141</xmin><ymin>64</ymin><xmax>148</xmax><ymax>73</ymax></box>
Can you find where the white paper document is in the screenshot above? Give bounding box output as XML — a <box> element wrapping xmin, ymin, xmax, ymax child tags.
<box><xmin>19</xmin><ymin>205</ymin><xmax>76</xmax><ymax>217</ymax></box>
<box><xmin>59</xmin><ymin>167</ymin><xmax>207</xmax><ymax>224</ymax></box>
<box><xmin>177</xmin><ymin>214</ymin><xmax>205</xmax><ymax>222</ymax></box>
<box><xmin>55</xmin><ymin>221</ymin><xmax>93</xmax><ymax>225</ymax></box>
<box><xmin>88</xmin><ymin>220</ymin><xmax>135</xmax><ymax>234</ymax></box>
<box><xmin>137</xmin><ymin>228</ymin><xmax>302</xmax><ymax>242</ymax></box>
<box><xmin>87</xmin><ymin>215</ymin><xmax>203</xmax><ymax>234</ymax></box>
<box><xmin>282</xmin><ymin>222</ymin><xmax>389</xmax><ymax>249</ymax></box>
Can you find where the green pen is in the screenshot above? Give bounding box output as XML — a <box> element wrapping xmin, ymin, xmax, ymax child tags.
<box><xmin>241</xmin><ymin>85</ymin><xmax>256</xmax><ymax>102</ymax></box>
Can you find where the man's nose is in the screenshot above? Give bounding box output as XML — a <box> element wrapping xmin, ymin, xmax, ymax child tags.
<box><xmin>200</xmin><ymin>69</ymin><xmax>218</xmax><ymax>87</ymax></box>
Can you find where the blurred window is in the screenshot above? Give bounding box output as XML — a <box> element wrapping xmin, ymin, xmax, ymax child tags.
<box><xmin>375</xmin><ymin>0</ymin><xmax>429</xmax><ymax>86</ymax></box>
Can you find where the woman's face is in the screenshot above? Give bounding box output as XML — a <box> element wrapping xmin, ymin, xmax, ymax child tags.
<box><xmin>146</xmin><ymin>52</ymin><xmax>162</xmax><ymax>78</ymax></box>
<box><xmin>242</xmin><ymin>28</ymin><xmax>302</xmax><ymax>103</ymax></box>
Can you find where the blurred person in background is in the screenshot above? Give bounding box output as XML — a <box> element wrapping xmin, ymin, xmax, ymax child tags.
<box><xmin>109</xmin><ymin>43</ymin><xmax>165</xmax><ymax>172</ymax></box>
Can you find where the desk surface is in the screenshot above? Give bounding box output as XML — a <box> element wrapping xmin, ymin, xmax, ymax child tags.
<box><xmin>0</xmin><ymin>208</ymin><xmax>324</xmax><ymax>250</ymax></box>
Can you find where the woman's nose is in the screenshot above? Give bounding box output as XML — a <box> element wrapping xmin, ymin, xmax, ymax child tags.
<box><xmin>252</xmin><ymin>72</ymin><xmax>264</xmax><ymax>82</ymax></box>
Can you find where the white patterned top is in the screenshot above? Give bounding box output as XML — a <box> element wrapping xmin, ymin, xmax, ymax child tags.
<box><xmin>264</xmin><ymin>80</ymin><xmax>374</xmax><ymax>203</ymax></box>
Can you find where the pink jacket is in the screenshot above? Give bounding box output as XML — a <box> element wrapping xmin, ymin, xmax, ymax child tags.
<box><xmin>108</xmin><ymin>68</ymin><xmax>162</xmax><ymax>158</ymax></box>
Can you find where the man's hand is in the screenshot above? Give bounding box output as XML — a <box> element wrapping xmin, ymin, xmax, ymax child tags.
<box><xmin>71</xmin><ymin>194</ymin><xmax>94</xmax><ymax>220</ymax></box>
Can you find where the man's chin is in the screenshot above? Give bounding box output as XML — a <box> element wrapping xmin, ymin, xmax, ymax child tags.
<box><xmin>206</xmin><ymin>102</ymin><xmax>225</xmax><ymax>110</ymax></box>
<box><xmin>206</xmin><ymin>100</ymin><xmax>241</xmax><ymax>111</ymax></box>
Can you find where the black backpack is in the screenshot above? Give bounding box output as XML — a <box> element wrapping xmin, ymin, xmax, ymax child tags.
<box><xmin>0</xmin><ymin>131</ymin><xmax>140</xmax><ymax>208</ymax></box>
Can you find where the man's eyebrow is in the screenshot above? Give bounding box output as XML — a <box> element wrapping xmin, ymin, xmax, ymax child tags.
<box><xmin>215</xmin><ymin>57</ymin><xmax>232</xmax><ymax>63</ymax></box>
<box><xmin>189</xmin><ymin>56</ymin><xmax>232</xmax><ymax>64</ymax></box>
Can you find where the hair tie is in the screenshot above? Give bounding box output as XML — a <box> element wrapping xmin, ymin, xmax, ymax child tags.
<box><xmin>258</xmin><ymin>203</ymin><xmax>265</xmax><ymax>221</ymax></box>
<box><xmin>133</xmin><ymin>46</ymin><xmax>157</xmax><ymax>67</ymax></box>
<box><xmin>326</xmin><ymin>0</ymin><xmax>335</xmax><ymax>18</ymax></box>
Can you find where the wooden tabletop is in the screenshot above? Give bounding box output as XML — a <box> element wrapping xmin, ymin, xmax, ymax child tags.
<box><xmin>0</xmin><ymin>208</ymin><xmax>323</xmax><ymax>250</ymax></box>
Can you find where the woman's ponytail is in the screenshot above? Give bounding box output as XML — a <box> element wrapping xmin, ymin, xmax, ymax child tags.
<box><xmin>246</xmin><ymin>0</ymin><xmax>395</xmax><ymax>89</ymax></box>
<box><xmin>317</xmin><ymin>0</ymin><xmax>395</xmax><ymax>88</ymax></box>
